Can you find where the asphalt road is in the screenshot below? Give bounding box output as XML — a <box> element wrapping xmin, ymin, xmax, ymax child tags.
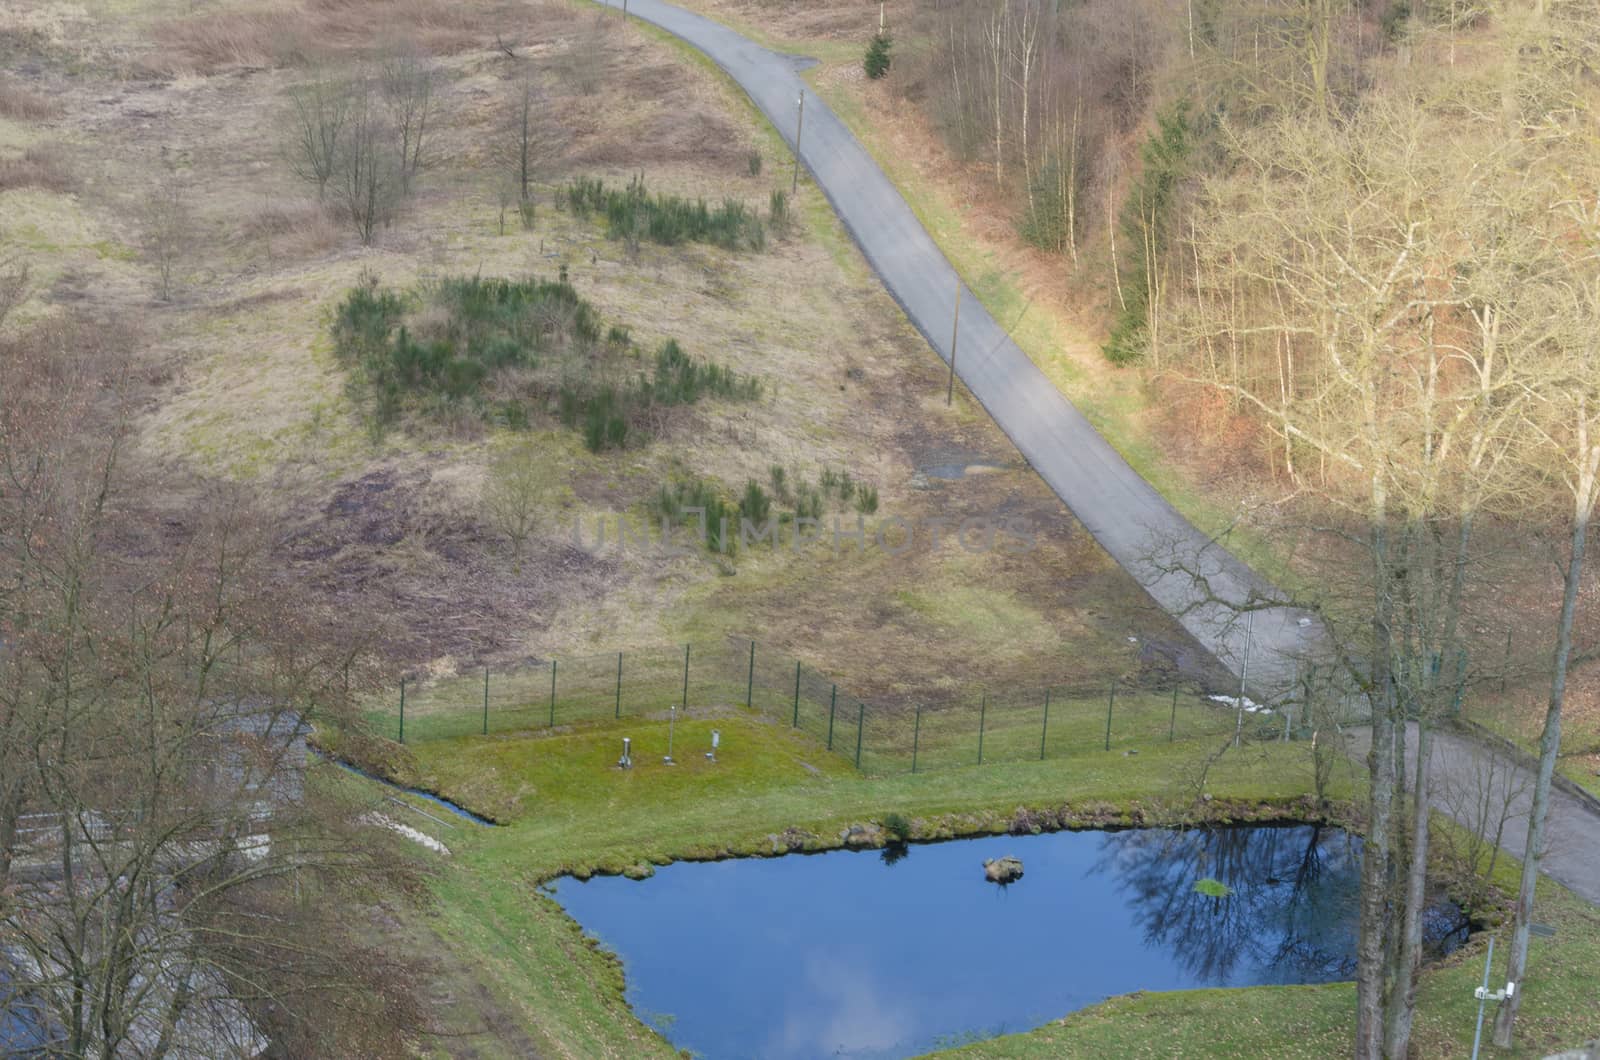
<box><xmin>596</xmin><ymin>0</ymin><xmax>1324</xmax><ymax>697</ymax></box>
<box><xmin>600</xmin><ymin>2</ymin><xmax>1600</xmax><ymax>913</ymax></box>
<box><xmin>1345</xmin><ymin>724</ymin><xmax>1600</xmax><ymax>906</ymax></box>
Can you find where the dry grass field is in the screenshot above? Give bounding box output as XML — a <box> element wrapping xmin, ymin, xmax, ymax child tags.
<box><xmin>0</xmin><ymin>0</ymin><xmax>1218</xmax><ymax>707</ymax></box>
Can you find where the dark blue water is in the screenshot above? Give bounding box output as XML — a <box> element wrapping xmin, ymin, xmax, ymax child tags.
<box><xmin>548</xmin><ymin>824</ymin><xmax>1465</xmax><ymax>1059</ymax></box>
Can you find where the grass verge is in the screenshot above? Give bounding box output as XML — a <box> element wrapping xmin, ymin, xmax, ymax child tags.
<box><xmin>321</xmin><ymin>710</ymin><xmax>1600</xmax><ymax>1059</ymax></box>
<box><xmin>322</xmin><ymin>712</ymin><xmax>1391</xmax><ymax>1058</ymax></box>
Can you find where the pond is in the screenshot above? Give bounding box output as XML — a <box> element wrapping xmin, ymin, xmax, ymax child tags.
<box><xmin>547</xmin><ymin>824</ymin><xmax>1467</xmax><ymax>1060</ymax></box>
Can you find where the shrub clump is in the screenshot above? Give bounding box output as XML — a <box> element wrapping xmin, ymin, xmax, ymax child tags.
<box><xmin>331</xmin><ymin>273</ymin><xmax>759</xmax><ymax>447</ymax></box>
<box><xmin>864</xmin><ymin>32</ymin><xmax>892</xmax><ymax>80</ymax></box>
<box><xmin>648</xmin><ymin>475</ymin><xmax>782</xmax><ymax>555</ymax></box>
<box><xmin>563</xmin><ymin>174</ymin><xmax>766</xmax><ymax>252</ymax></box>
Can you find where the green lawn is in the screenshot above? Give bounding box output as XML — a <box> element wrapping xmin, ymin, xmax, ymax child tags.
<box><xmin>322</xmin><ymin>711</ymin><xmax>1599</xmax><ymax>1059</ymax></box>
<box><xmin>328</xmin><ymin>715</ymin><xmax>1303</xmax><ymax>1058</ymax></box>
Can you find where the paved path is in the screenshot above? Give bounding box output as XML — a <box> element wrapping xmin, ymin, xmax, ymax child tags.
<box><xmin>594</xmin><ymin>0</ymin><xmax>1600</xmax><ymax>909</ymax></box>
<box><xmin>1345</xmin><ymin>724</ymin><xmax>1600</xmax><ymax>905</ymax></box>
<box><xmin>597</xmin><ymin>0</ymin><xmax>1324</xmax><ymax>696</ymax></box>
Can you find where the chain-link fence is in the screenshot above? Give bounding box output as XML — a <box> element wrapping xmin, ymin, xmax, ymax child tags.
<box><xmin>372</xmin><ymin>636</ymin><xmax>1308</xmax><ymax>772</ymax></box>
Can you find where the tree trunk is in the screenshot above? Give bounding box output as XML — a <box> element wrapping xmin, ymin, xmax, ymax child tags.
<box><xmin>1356</xmin><ymin>513</ymin><xmax>1398</xmax><ymax>1059</ymax></box>
<box><xmin>1384</xmin><ymin>715</ymin><xmax>1431</xmax><ymax>1058</ymax></box>
<box><xmin>1493</xmin><ymin>505</ymin><xmax>1588</xmax><ymax>1046</ymax></box>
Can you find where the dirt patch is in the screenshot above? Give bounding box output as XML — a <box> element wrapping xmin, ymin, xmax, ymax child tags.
<box><xmin>285</xmin><ymin>467</ymin><xmax>617</xmax><ymax>663</ymax></box>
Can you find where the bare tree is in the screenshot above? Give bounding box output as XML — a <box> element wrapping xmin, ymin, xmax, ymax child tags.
<box><xmin>482</xmin><ymin>439</ymin><xmax>561</xmax><ymax>563</ymax></box>
<box><xmin>501</xmin><ymin>64</ymin><xmax>562</xmax><ymax>231</ymax></box>
<box><xmin>0</xmin><ymin>318</ymin><xmax>425</xmax><ymax>1056</ymax></box>
<box><xmin>561</xmin><ymin>15</ymin><xmax>607</xmax><ymax>97</ymax></box>
<box><xmin>1494</xmin><ymin>60</ymin><xmax>1600</xmax><ymax>1040</ymax></box>
<box><xmin>1167</xmin><ymin>82</ymin><xmax>1549</xmax><ymax>1058</ymax></box>
<box><xmin>139</xmin><ymin>173</ymin><xmax>196</xmax><ymax>302</ymax></box>
<box><xmin>333</xmin><ymin>81</ymin><xmax>403</xmax><ymax>246</ymax></box>
<box><xmin>284</xmin><ymin>75</ymin><xmax>350</xmax><ymax>200</ymax></box>
<box><xmin>379</xmin><ymin>48</ymin><xmax>438</xmax><ymax>196</ymax></box>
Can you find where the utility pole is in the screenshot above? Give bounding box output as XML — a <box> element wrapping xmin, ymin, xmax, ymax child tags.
<box><xmin>946</xmin><ymin>276</ymin><xmax>961</xmax><ymax>406</ymax></box>
<box><xmin>792</xmin><ymin>91</ymin><xmax>805</xmax><ymax>195</ymax></box>
<box><xmin>1234</xmin><ymin>610</ymin><xmax>1254</xmax><ymax>748</ymax></box>
<box><xmin>947</xmin><ymin>290</ymin><xmax>1031</xmax><ymax>407</ymax></box>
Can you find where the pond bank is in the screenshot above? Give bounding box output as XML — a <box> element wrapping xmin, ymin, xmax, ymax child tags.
<box><xmin>555</xmin><ymin>794</ymin><xmax>1351</xmax><ymax>883</ymax></box>
<box><xmin>549</xmin><ymin>822</ymin><xmax>1469</xmax><ymax>1059</ymax></box>
<box><xmin>310</xmin><ymin>747</ymin><xmax>500</xmax><ymax>827</ymax></box>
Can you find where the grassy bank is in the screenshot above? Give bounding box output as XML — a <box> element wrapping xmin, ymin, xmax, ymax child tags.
<box><xmin>324</xmin><ymin>711</ymin><xmax>1364</xmax><ymax>1058</ymax></box>
<box><xmin>319</xmin><ymin>709</ymin><xmax>1600</xmax><ymax>1059</ymax></box>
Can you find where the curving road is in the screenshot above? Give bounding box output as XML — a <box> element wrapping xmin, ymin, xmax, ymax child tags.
<box><xmin>597</xmin><ymin>0</ymin><xmax>1600</xmax><ymax>915</ymax></box>
<box><xmin>597</xmin><ymin>0</ymin><xmax>1325</xmax><ymax>695</ymax></box>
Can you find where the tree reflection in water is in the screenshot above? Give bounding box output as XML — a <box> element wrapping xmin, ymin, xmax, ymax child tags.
<box><xmin>1093</xmin><ymin>825</ymin><xmax>1465</xmax><ymax>986</ymax></box>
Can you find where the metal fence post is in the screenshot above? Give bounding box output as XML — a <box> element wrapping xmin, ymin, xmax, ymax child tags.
<box><xmin>615</xmin><ymin>652</ymin><xmax>623</xmax><ymax>719</ymax></box>
<box><xmin>912</xmin><ymin>705</ymin><xmax>921</xmax><ymax>774</ymax></box>
<box><xmin>549</xmin><ymin>659</ymin><xmax>557</xmax><ymax>727</ymax></box>
<box><xmin>747</xmin><ymin>640</ymin><xmax>756</xmax><ymax>709</ymax></box>
<box><xmin>826</xmin><ymin>684</ymin><xmax>837</xmax><ymax>749</ymax></box>
<box><xmin>792</xmin><ymin>661</ymin><xmax>801</xmax><ymax>727</ymax></box>
<box><xmin>682</xmin><ymin>643</ymin><xmax>691</xmax><ymax>710</ymax></box>
<box><xmin>483</xmin><ymin>666</ymin><xmax>489</xmax><ymax>736</ymax></box>
<box><xmin>398</xmin><ymin>677</ymin><xmax>406</xmax><ymax>744</ymax></box>
<box><xmin>1105</xmin><ymin>680</ymin><xmax>1115</xmax><ymax>751</ymax></box>
<box><xmin>854</xmin><ymin>702</ymin><xmax>865</xmax><ymax>769</ymax></box>
<box><xmin>1169</xmin><ymin>686</ymin><xmax>1178</xmax><ymax>742</ymax></box>
<box><xmin>1040</xmin><ymin>689</ymin><xmax>1051</xmax><ymax>761</ymax></box>
<box><xmin>977</xmin><ymin>693</ymin><xmax>987</xmax><ymax>765</ymax></box>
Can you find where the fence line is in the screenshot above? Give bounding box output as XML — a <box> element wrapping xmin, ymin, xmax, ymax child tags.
<box><xmin>373</xmin><ymin>636</ymin><xmax>1312</xmax><ymax>774</ymax></box>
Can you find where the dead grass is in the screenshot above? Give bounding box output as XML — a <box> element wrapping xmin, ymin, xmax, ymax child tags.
<box><xmin>144</xmin><ymin>0</ymin><xmax>575</xmax><ymax>75</ymax></box>
<box><xmin>0</xmin><ymin>144</ymin><xmax>74</xmax><ymax>193</ymax></box>
<box><xmin>0</xmin><ymin>75</ymin><xmax>60</xmax><ymax>121</ymax></box>
<box><xmin>0</xmin><ymin>0</ymin><xmax>1256</xmax><ymax>1047</ymax></box>
<box><xmin>5</xmin><ymin>0</ymin><xmax>1219</xmax><ymax>700</ymax></box>
<box><xmin>235</xmin><ymin>198</ymin><xmax>341</xmax><ymax>259</ymax></box>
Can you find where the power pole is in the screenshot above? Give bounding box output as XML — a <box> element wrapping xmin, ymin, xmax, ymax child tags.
<box><xmin>792</xmin><ymin>91</ymin><xmax>805</xmax><ymax>195</ymax></box>
<box><xmin>1234</xmin><ymin>610</ymin><xmax>1254</xmax><ymax>748</ymax></box>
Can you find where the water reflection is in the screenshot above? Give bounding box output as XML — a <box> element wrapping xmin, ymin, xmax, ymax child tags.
<box><xmin>1093</xmin><ymin>826</ymin><xmax>1466</xmax><ymax>986</ymax></box>
<box><xmin>1092</xmin><ymin>825</ymin><xmax>1360</xmax><ymax>984</ymax></box>
<box><xmin>548</xmin><ymin>825</ymin><xmax>1463</xmax><ymax>1060</ymax></box>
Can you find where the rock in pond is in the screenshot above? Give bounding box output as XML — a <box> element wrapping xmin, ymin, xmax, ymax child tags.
<box><xmin>984</xmin><ymin>856</ymin><xmax>1024</xmax><ymax>884</ymax></box>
